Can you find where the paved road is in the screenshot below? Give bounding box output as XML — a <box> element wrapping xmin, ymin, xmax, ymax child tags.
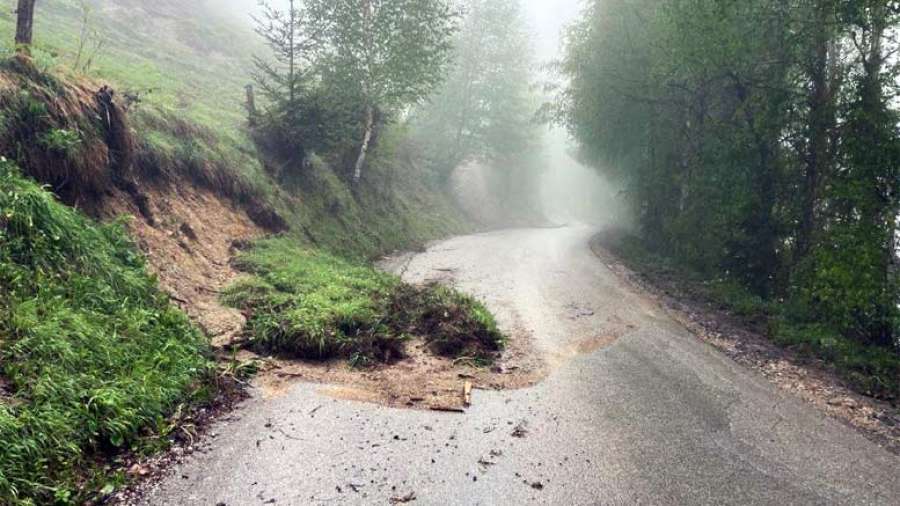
<box><xmin>143</xmin><ymin>226</ymin><xmax>900</xmax><ymax>505</ymax></box>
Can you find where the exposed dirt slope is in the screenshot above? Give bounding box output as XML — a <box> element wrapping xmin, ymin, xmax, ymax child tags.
<box><xmin>101</xmin><ymin>177</ymin><xmax>263</xmax><ymax>347</ymax></box>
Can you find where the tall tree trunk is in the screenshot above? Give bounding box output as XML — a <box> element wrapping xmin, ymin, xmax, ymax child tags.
<box><xmin>15</xmin><ymin>0</ymin><xmax>37</xmax><ymax>54</ymax></box>
<box><xmin>353</xmin><ymin>104</ymin><xmax>375</xmax><ymax>183</ymax></box>
<box><xmin>798</xmin><ymin>0</ymin><xmax>835</xmax><ymax>259</ymax></box>
<box><xmin>847</xmin><ymin>4</ymin><xmax>895</xmax><ymax>346</ymax></box>
<box><xmin>353</xmin><ymin>0</ymin><xmax>375</xmax><ymax>184</ymax></box>
<box><xmin>288</xmin><ymin>0</ymin><xmax>296</xmax><ymax>108</ymax></box>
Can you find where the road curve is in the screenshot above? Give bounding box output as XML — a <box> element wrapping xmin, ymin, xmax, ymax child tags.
<box><xmin>142</xmin><ymin>226</ymin><xmax>900</xmax><ymax>505</ymax></box>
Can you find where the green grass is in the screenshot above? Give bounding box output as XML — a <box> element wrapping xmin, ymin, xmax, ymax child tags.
<box><xmin>0</xmin><ymin>0</ymin><xmax>258</xmax><ymax>137</ymax></box>
<box><xmin>0</xmin><ymin>160</ymin><xmax>213</xmax><ymax>504</ymax></box>
<box><xmin>224</xmin><ymin>237</ymin><xmax>504</xmax><ymax>366</ymax></box>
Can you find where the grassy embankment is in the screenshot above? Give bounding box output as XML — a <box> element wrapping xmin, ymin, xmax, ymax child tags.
<box><xmin>0</xmin><ymin>159</ymin><xmax>215</xmax><ymax>503</ymax></box>
<box><xmin>608</xmin><ymin>234</ymin><xmax>900</xmax><ymax>402</ymax></box>
<box><xmin>0</xmin><ymin>2</ymin><xmax>497</xmax><ymax>503</ymax></box>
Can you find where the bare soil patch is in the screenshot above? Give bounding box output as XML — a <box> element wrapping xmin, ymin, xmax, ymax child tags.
<box><xmin>591</xmin><ymin>229</ymin><xmax>900</xmax><ymax>454</ymax></box>
<box><xmin>251</xmin><ymin>321</ymin><xmax>545</xmax><ymax>411</ymax></box>
<box><xmin>100</xmin><ymin>176</ymin><xmax>263</xmax><ymax>348</ymax></box>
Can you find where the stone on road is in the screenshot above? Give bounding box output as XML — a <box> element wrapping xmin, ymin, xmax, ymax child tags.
<box><xmin>141</xmin><ymin>226</ymin><xmax>900</xmax><ymax>505</ymax></box>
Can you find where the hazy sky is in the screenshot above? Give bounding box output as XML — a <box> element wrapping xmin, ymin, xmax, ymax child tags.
<box><xmin>523</xmin><ymin>0</ymin><xmax>582</xmax><ymax>61</ymax></box>
<box><xmin>218</xmin><ymin>0</ymin><xmax>584</xmax><ymax>62</ymax></box>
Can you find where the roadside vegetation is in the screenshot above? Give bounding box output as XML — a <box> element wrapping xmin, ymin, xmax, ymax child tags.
<box><xmin>224</xmin><ymin>237</ymin><xmax>504</xmax><ymax>366</ymax></box>
<box><xmin>0</xmin><ymin>160</ymin><xmax>214</xmax><ymax>504</ymax></box>
<box><xmin>606</xmin><ymin>233</ymin><xmax>900</xmax><ymax>400</ymax></box>
<box><xmin>557</xmin><ymin>0</ymin><xmax>900</xmax><ymax>402</ymax></box>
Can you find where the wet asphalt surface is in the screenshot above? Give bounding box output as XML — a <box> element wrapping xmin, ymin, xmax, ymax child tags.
<box><xmin>142</xmin><ymin>226</ymin><xmax>900</xmax><ymax>505</ymax></box>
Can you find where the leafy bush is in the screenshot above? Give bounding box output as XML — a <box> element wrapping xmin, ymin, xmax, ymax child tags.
<box><xmin>0</xmin><ymin>160</ymin><xmax>212</xmax><ymax>504</ymax></box>
<box><xmin>223</xmin><ymin>237</ymin><xmax>503</xmax><ymax>366</ymax></box>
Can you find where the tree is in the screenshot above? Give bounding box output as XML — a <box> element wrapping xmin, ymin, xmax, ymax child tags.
<box><xmin>410</xmin><ymin>0</ymin><xmax>541</xmax><ymax>215</ymax></box>
<box><xmin>306</xmin><ymin>0</ymin><xmax>458</xmax><ymax>183</ymax></box>
<box><xmin>556</xmin><ymin>0</ymin><xmax>900</xmax><ymax>349</ymax></box>
<box><xmin>15</xmin><ymin>0</ymin><xmax>37</xmax><ymax>55</ymax></box>
<box><xmin>250</xmin><ymin>0</ymin><xmax>338</xmax><ymax>165</ymax></box>
<box><xmin>251</xmin><ymin>0</ymin><xmax>318</xmax><ymax>117</ymax></box>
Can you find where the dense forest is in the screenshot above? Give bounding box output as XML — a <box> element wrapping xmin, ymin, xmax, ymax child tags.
<box><xmin>557</xmin><ymin>0</ymin><xmax>900</xmax><ymax>394</ymax></box>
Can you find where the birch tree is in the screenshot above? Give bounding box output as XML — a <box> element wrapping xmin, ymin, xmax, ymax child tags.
<box><xmin>307</xmin><ymin>0</ymin><xmax>457</xmax><ymax>183</ymax></box>
<box><xmin>411</xmin><ymin>0</ymin><xmax>537</xmax><ymax>183</ymax></box>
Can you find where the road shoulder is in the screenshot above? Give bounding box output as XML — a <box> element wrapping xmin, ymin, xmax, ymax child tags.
<box><xmin>590</xmin><ymin>230</ymin><xmax>900</xmax><ymax>455</ymax></box>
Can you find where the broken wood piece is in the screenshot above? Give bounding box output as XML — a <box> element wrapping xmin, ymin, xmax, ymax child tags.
<box><xmin>389</xmin><ymin>491</ymin><xmax>417</xmax><ymax>504</ymax></box>
<box><xmin>430</xmin><ymin>405</ymin><xmax>466</xmax><ymax>413</ymax></box>
<box><xmin>463</xmin><ymin>381</ymin><xmax>473</xmax><ymax>406</ymax></box>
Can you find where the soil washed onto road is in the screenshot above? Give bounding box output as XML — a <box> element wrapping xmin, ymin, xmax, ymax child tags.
<box><xmin>138</xmin><ymin>226</ymin><xmax>900</xmax><ymax>505</ymax></box>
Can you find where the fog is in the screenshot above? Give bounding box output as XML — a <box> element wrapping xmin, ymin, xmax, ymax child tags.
<box><xmin>215</xmin><ymin>0</ymin><xmax>626</xmax><ymax>229</ymax></box>
<box><xmin>521</xmin><ymin>0</ymin><xmax>631</xmax><ymax>229</ymax></box>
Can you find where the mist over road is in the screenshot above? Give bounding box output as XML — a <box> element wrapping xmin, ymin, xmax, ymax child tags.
<box><xmin>143</xmin><ymin>226</ymin><xmax>900</xmax><ymax>505</ymax></box>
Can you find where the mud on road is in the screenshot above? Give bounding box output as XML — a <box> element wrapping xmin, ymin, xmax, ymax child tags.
<box><xmin>137</xmin><ymin>226</ymin><xmax>900</xmax><ymax>506</ymax></box>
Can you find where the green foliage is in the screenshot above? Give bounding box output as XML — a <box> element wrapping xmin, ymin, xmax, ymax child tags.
<box><xmin>558</xmin><ymin>0</ymin><xmax>900</xmax><ymax>363</ymax></box>
<box><xmin>38</xmin><ymin>128</ymin><xmax>81</xmax><ymax>156</ymax></box>
<box><xmin>0</xmin><ymin>161</ymin><xmax>212</xmax><ymax>504</ymax></box>
<box><xmin>409</xmin><ymin>0</ymin><xmax>541</xmax><ymax>189</ymax></box>
<box><xmin>251</xmin><ymin>0</ymin><xmax>459</xmax><ymax>178</ymax></box>
<box><xmin>223</xmin><ymin>237</ymin><xmax>502</xmax><ymax>365</ymax></box>
<box><xmin>774</xmin><ymin>322</ymin><xmax>900</xmax><ymax>400</ymax></box>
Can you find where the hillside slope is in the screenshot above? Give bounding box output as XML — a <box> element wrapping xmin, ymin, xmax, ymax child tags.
<box><xmin>0</xmin><ymin>1</ymin><xmax>477</xmax><ymax>503</ymax></box>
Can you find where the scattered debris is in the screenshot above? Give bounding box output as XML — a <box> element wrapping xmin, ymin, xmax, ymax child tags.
<box><xmin>566</xmin><ymin>303</ymin><xmax>596</xmax><ymax>319</ymax></box>
<box><xmin>127</xmin><ymin>464</ymin><xmax>150</xmax><ymax>477</ymax></box>
<box><xmin>430</xmin><ymin>405</ymin><xmax>466</xmax><ymax>414</ymax></box>
<box><xmin>511</xmin><ymin>421</ymin><xmax>529</xmax><ymax>438</ymax></box>
<box><xmin>309</xmin><ymin>405</ymin><xmax>323</xmax><ymax>416</ymax></box>
<box><xmin>530</xmin><ymin>482</ymin><xmax>544</xmax><ymax>490</ymax></box>
<box><xmin>477</xmin><ymin>456</ymin><xmax>496</xmax><ymax>469</ymax></box>
<box><xmin>389</xmin><ymin>491</ymin><xmax>417</xmax><ymax>504</ymax></box>
<box><xmin>827</xmin><ymin>396</ymin><xmax>859</xmax><ymax>410</ymax></box>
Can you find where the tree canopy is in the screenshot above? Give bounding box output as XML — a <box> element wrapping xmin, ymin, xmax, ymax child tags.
<box><xmin>557</xmin><ymin>0</ymin><xmax>900</xmax><ymax>351</ymax></box>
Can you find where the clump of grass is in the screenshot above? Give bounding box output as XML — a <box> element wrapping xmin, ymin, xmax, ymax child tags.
<box><xmin>224</xmin><ymin>239</ymin><xmax>405</xmax><ymax>364</ymax></box>
<box><xmin>389</xmin><ymin>284</ymin><xmax>504</xmax><ymax>361</ymax></box>
<box><xmin>223</xmin><ymin>237</ymin><xmax>503</xmax><ymax>366</ymax></box>
<box><xmin>0</xmin><ymin>160</ymin><xmax>212</xmax><ymax>504</ymax></box>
